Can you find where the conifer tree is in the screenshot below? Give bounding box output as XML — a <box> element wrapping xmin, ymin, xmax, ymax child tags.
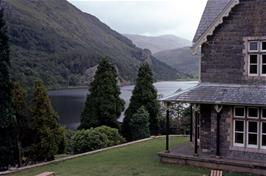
<box><xmin>30</xmin><ymin>80</ymin><xmax>62</xmax><ymax>162</ymax></box>
<box><xmin>80</xmin><ymin>59</ymin><xmax>125</xmax><ymax>129</ymax></box>
<box><xmin>0</xmin><ymin>7</ymin><xmax>16</xmax><ymax>171</ymax></box>
<box><xmin>127</xmin><ymin>106</ymin><xmax>150</xmax><ymax>141</ymax></box>
<box><xmin>122</xmin><ymin>63</ymin><xmax>160</xmax><ymax>140</ymax></box>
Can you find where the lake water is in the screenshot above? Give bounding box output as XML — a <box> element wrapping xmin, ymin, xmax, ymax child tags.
<box><xmin>48</xmin><ymin>81</ymin><xmax>198</xmax><ymax>129</ymax></box>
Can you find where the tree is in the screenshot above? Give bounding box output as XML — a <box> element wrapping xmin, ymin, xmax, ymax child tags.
<box><xmin>0</xmin><ymin>7</ymin><xmax>16</xmax><ymax>171</ymax></box>
<box><xmin>122</xmin><ymin>63</ymin><xmax>160</xmax><ymax>139</ymax></box>
<box><xmin>127</xmin><ymin>106</ymin><xmax>150</xmax><ymax>141</ymax></box>
<box><xmin>11</xmin><ymin>82</ymin><xmax>32</xmax><ymax>167</ymax></box>
<box><xmin>30</xmin><ymin>80</ymin><xmax>63</xmax><ymax>162</ymax></box>
<box><xmin>79</xmin><ymin>59</ymin><xmax>125</xmax><ymax>129</ymax></box>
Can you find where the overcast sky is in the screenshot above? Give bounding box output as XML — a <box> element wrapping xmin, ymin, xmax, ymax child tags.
<box><xmin>68</xmin><ymin>0</ymin><xmax>208</xmax><ymax>41</ymax></box>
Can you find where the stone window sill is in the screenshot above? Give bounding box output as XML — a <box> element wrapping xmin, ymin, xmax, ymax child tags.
<box><xmin>230</xmin><ymin>146</ymin><xmax>266</xmax><ymax>154</ymax></box>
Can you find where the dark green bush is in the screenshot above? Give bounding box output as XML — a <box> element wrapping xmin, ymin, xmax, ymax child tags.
<box><xmin>65</xmin><ymin>130</ymin><xmax>76</xmax><ymax>154</ymax></box>
<box><xmin>94</xmin><ymin>126</ymin><xmax>125</xmax><ymax>146</ymax></box>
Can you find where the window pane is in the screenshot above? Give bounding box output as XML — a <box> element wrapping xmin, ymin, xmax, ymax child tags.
<box><xmin>262</xmin><ymin>65</ymin><xmax>266</xmax><ymax>74</ymax></box>
<box><xmin>248</xmin><ymin>134</ymin><xmax>257</xmax><ymax>145</ymax></box>
<box><xmin>235</xmin><ymin>121</ymin><xmax>244</xmax><ymax>131</ymax></box>
<box><xmin>250</xmin><ymin>65</ymin><xmax>258</xmax><ymax>74</ymax></box>
<box><xmin>235</xmin><ymin>133</ymin><xmax>244</xmax><ymax>144</ymax></box>
<box><xmin>250</xmin><ymin>55</ymin><xmax>258</xmax><ymax>63</ymax></box>
<box><xmin>263</xmin><ymin>55</ymin><xmax>266</xmax><ymax>63</ymax></box>
<box><xmin>262</xmin><ymin>109</ymin><xmax>266</xmax><ymax>118</ymax></box>
<box><xmin>235</xmin><ymin>107</ymin><xmax>244</xmax><ymax>117</ymax></box>
<box><xmin>250</xmin><ymin>42</ymin><xmax>258</xmax><ymax>51</ymax></box>
<box><xmin>248</xmin><ymin>108</ymin><xmax>258</xmax><ymax>118</ymax></box>
<box><xmin>262</xmin><ymin>123</ymin><xmax>266</xmax><ymax>133</ymax></box>
<box><xmin>262</xmin><ymin>42</ymin><xmax>266</xmax><ymax>50</ymax></box>
<box><xmin>248</xmin><ymin>122</ymin><xmax>257</xmax><ymax>133</ymax></box>
<box><xmin>262</xmin><ymin>135</ymin><xmax>266</xmax><ymax>146</ymax></box>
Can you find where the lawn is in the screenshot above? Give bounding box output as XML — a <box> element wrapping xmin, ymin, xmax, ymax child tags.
<box><xmin>12</xmin><ymin>137</ymin><xmax>253</xmax><ymax>176</ymax></box>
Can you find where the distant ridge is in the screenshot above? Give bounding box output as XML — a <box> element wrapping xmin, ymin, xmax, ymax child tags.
<box><xmin>124</xmin><ymin>34</ymin><xmax>191</xmax><ymax>54</ymax></box>
<box><xmin>2</xmin><ymin>0</ymin><xmax>188</xmax><ymax>88</ymax></box>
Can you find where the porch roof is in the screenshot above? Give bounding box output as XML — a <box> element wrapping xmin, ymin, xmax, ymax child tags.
<box><xmin>162</xmin><ymin>83</ymin><xmax>266</xmax><ymax>106</ymax></box>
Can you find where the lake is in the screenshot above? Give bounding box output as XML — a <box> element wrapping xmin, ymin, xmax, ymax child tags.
<box><xmin>48</xmin><ymin>81</ymin><xmax>198</xmax><ymax>129</ymax></box>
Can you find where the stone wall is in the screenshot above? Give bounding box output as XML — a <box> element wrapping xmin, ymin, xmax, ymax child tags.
<box><xmin>201</xmin><ymin>0</ymin><xmax>266</xmax><ymax>85</ymax></box>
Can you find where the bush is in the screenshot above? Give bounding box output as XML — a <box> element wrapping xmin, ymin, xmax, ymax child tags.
<box><xmin>65</xmin><ymin>130</ymin><xmax>76</xmax><ymax>154</ymax></box>
<box><xmin>94</xmin><ymin>126</ymin><xmax>125</xmax><ymax>146</ymax></box>
<box><xmin>72</xmin><ymin>129</ymin><xmax>108</xmax><ymax>154</ymax></box>
<box><xmin>127</xmin><ymin>106</ymin><xmax>151</xmax><ymax>141</ymax></box>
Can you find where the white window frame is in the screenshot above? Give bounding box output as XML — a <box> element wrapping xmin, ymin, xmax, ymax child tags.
<box><xmin>234</xmin><ymin>107</ymin><xmax>245</xmax><ymax>118</ymax></box>
<box><xmin>262</xmin><ymin>109</ymin><xmax>266</xmax><ymax>120</ymax></box>
<box><xmin>261</xmin><ymin>41</ymin><xmax>266</xmax><ymax>52</ymax></box>
<box><xmin>247</xmin><ymin>107</ymin><xmax>259</xmax><ymax>119</ymax></box>
<box><xmin>260</xmin><ymin>54</ymin><xmax>266</xmax><ymax>76</ymax></box>
<box><xmin>233</xmin><ymin>120</ymin><xmax>245</xmax><ymax>147</ymax></box>
<box><xmin>248</xmin><ymin>41</ymin><xmax>259</xmax><ymax>52</ymax></box>
<box><xmin>261</xmin><ymin>122</ymin><xmax>266</xmax><ymax>149</ymax></box>
<box><xmin>247</xmin><ymin>121</ymin><xmax>259</xmax><ymax>148</ymax></box>
<box><xmin>248</xmin><ymin>54</ymin><xmax>259</xmax><ymax>76</ymax></box>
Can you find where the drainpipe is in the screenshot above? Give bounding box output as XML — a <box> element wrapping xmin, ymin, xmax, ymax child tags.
<box><xmin>214</xmin><ymin>105</ymin><xmax>223</xmax><ymax>157</ymax></box>
<box><xmin>190</xmin><ymin>104</ymin><xmax>193</xmax><ymax>142</ymax></box>
<box><xmin>193</xmin><ymin>105</ymin><xmax>200</xmax><ymax>156</ymax></box>
<box><xmin>165</xmin><ymin>102</ymin><xmax>170</xmax><ymax>153</ymax></box>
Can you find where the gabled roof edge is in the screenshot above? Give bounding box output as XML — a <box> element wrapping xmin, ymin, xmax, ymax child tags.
<box><xmin>192</xmin><ymin>0</ymin><xmax>240</xmax><ymax>54</ymax></box>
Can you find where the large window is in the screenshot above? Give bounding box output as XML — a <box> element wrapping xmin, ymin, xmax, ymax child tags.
<box><xmin>247</xmin><ymin>41</ymin><xmax>266</xmax><ymax>76</ymax></box>
<box><xmin>233</xmin><ymin>107</ymin><xmax>266</xmax><ymax>149</ymax></box>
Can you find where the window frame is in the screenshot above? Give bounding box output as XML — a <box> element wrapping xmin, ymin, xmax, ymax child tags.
<box><xmin>261</xmin><ymin>41</ymin><xmax>266</xmax><ymax>52</ymax></box>
<box><xmin>261</xmin><ymin>122</ymin><xmax>266</xmax><ymax>149</ymax></box>
<box><xmin>248</xmin><ymin>54</ymin><xmax>259</xmax><ymax>76</ymax></box>
<box><xmin>247</xmin><ymin>121</ymin><xmax>259</xmax><ymax>148</ymax></box>
<box><xmin>247</xmin><ymin>107</ymin><xmax>259</xmax><ymax>119</ymax></box>
<box><xmin>261</xmin><ymin>109</ymin><xmax>266</xmax><ymax>120</ymax></box>
<box><xmin>261</xmin><ymin>54</ymin><xmax>266</xmax><ymax>76</ymax></box>
<box><xmin>248</xmin><ymin>41</ymin><xmax>259</xmax><ymax>52</ymax></box>
<box><xmin>233</xmin><ymin>120</ymin><xmax>245</xmax><ymax>147</ymax></box>
<box><xmin>234</xmin><ymin>107</ymin><xmax>245</xmax><ymax>118</ymax></box>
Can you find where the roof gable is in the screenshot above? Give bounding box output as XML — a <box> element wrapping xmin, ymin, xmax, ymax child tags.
<box><xmin>192</xmin><ymin>0</ymin><xmax>240</xmax><ymax>52</ymax></box>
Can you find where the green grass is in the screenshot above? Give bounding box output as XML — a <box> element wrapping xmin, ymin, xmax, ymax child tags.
<box><xmin>12</xmin><ymin>137</ymin><xmax>253</xmax><ymax>176</ymax></box>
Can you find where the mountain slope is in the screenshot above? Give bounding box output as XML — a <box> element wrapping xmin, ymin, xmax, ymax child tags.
<box><xmin>2</xmin><ymin>0</ymin><xmax>183</xmax><ymax>88</ymax></box>
<box><xmin>124</xmin><ymin>34</ymin><xmax>191</xmax><ymax>54</ymax></box>
<box><xmin>154</xmin><ymin>47</ymin><xmax>200</xmax><ymax>76</ymax></box>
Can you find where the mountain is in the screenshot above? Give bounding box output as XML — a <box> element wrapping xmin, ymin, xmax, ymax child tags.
<box><xmin>154</xmin><ymin>47</ymin><xmax>200</xmax><ymax>76</ymax></box>
<box><xmin>124</xmin><ymin>34</ymin><xmax>191</xmax><ymax>54</ymax></box>
<box><xmin>2</xmin><ymin>0</ymin><xmax>186</xmax><ymax>89</ymax></box>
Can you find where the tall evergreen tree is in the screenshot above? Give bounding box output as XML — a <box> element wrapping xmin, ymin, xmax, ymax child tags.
<box><xmin>122</xmin><ymin>63</ymin><xmax>160</xmax><ymax>140</ymax></box>
<box><xmin>80</xmin><ymin>59</ymin><xmax>125</xmax><ymax>129</ymax></box>
<box><xmin>30</xmin><ymin>80</ymin><xmax>62</xmax><ymax>162</ymax></box>
<box><xmin>11</xmin><ymin>82</ymin><xmax>32</xmax><ymax>167</ymax></box>
<box><xmin>0</xmin><ymin>6</ymin><xmax>16</xmax><ymax>171</ymax></box>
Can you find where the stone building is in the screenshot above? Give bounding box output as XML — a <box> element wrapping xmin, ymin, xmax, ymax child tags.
<box><xmin>159</xmin><ymin>0</ymin><xmax>266</xmax><ymax>175</ymax></box>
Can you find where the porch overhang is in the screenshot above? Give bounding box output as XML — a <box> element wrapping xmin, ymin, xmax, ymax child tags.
<box><xmin>162</xmin><ymin>83</ymin><xmax>266</xmax><ymax>107</ymax></box>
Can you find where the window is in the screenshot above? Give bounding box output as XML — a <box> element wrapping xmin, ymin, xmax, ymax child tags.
<box><xmin>234</xmin><ymin>120</ymin><xmax>245</xmax><ymax>147</ymax></box>
<box><xmin>233</xmin><ymin>106</ymin><xmax>266</xmax><ymax>150</ymax></box>
<box><xmin>246</xmin><ymin>40</ymin><xmax>266</xmax><ymax>76</ymax></box>
<box><xmin>248</xmin><ymin>107</ymin><xmax>259</xmax><ymax>119</ymax></box>
<box><xmin>249</xmin><ymin>41</ymin><xmax>259</xmax><ymax>52</ymax></box>
<box><xmin>234</xmin><ymin>107</ymin><xmax>245</xmax><ymax>118</ymax></box>
<box><xmin>261</xmin><ymin>55</ymin><xmax>266</xmax><ymax>75</ymax></box>
<box><xmin>247</xmin><ymin>121</ymin><xmax>258</xmax><ymax>147</ymax></box>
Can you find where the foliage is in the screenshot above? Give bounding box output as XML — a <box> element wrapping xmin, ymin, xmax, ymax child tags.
<box><xmin>79</xmin><ymin>59</ymin><xmax>125</xmax><ymax>129</ymax></box>
<box><xmin>94</xmin><ymin>126</ymin><xmax>125</xmax><ymax>146</ymax></box>
<box><xmin>65</xmin><ymin>130</ymin><xmax>76</xmax><ymax>154</ymax></box>
<box><xmin>122</xmin><ymin>63</ymin><xmax>160</xmax><ymax>140</ymax></box>
<box><xmin>29</xmin><ymin>80</ymin><xmax>64</xmax><ymax>162</ymax></box>
<box><xmin>72</xmin><ymin>129</ymin><xmax>109</xmax><ymax>154</ymax></box>
<box><xmin>127</xmin><ymin>106</ymin><xmax>150</xmax><ymax>141</ymax></box>
<box><xmin>0</xmin><ymin>7</ymin><xmax>16</xmax><ymax>171</ymax></box>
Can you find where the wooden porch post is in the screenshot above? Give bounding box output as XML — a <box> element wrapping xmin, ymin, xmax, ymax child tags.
<box><xmin>214</xmin><ymin>105</ymin><xmax>223</xmax><ymax>157</ymax></box>
<box><xmin>165</xmin><ymin>102</ymin><xmax>170</xmax><ymax>153</ymax></box>
<box><xmin>193</xmin><ymin>105</ymin><xmax>200</xmax><ymax>156</ymax></box>
<box><xmin>190</xmin><ymin>104</ymin><xmax>193</xmax><ymax>142</ymax></box>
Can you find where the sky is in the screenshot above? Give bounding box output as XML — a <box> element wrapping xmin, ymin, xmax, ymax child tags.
<box><xmin>68</xmin><ymin>0</ymin><xmax>208</xmax><ymax>41</ymax></box>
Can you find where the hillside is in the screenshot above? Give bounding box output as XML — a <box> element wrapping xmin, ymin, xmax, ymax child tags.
<box><xmin>2</xmin><ymin>0</ymin><xmax>185</xmax><ymax>89</ymax></box>
<box><xmin>154</xmin><ymin>47</ymin><xmax>200</xmax><ymax>76</ymax></box>
<box><xmin>124</xmin><ymin>34</ymin><xmax>191</xmax><ymax>54</ymax></box>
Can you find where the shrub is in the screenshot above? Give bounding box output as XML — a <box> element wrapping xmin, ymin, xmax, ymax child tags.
<box><xmin>65</xmin><ymin>130</ymin><xmax>76</xmax><ymax>154</ymax></box>
<box><xmin>94</xmin><ymin>126</ymin><xmax>125</xmax><ymax>146</ymax></box>
<box><xmin>127</xmin><ymin>106</ymin><xmax>151</xmax><ymax>141</ymax></box>
<box><xmin>72</xmin><ymin>129</ymin><xmax>109</xmax><ymax>154</ymax></box>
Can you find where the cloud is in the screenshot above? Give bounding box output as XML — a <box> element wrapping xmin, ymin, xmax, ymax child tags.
<box><xmin>68</xmin><ymin>0</ymin><xmax>208</xmax><ymax>40</ymax></box>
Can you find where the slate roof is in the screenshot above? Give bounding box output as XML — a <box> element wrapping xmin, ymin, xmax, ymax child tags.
<box><xmin>162</xmin><ymin>83</ymin><xmax>266</xmax><ymax>106</ymax></box>
<box><xmin>193</xmin><ymin>0</ymin><xmax>231</xmax><ymax>43</ymax></box>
